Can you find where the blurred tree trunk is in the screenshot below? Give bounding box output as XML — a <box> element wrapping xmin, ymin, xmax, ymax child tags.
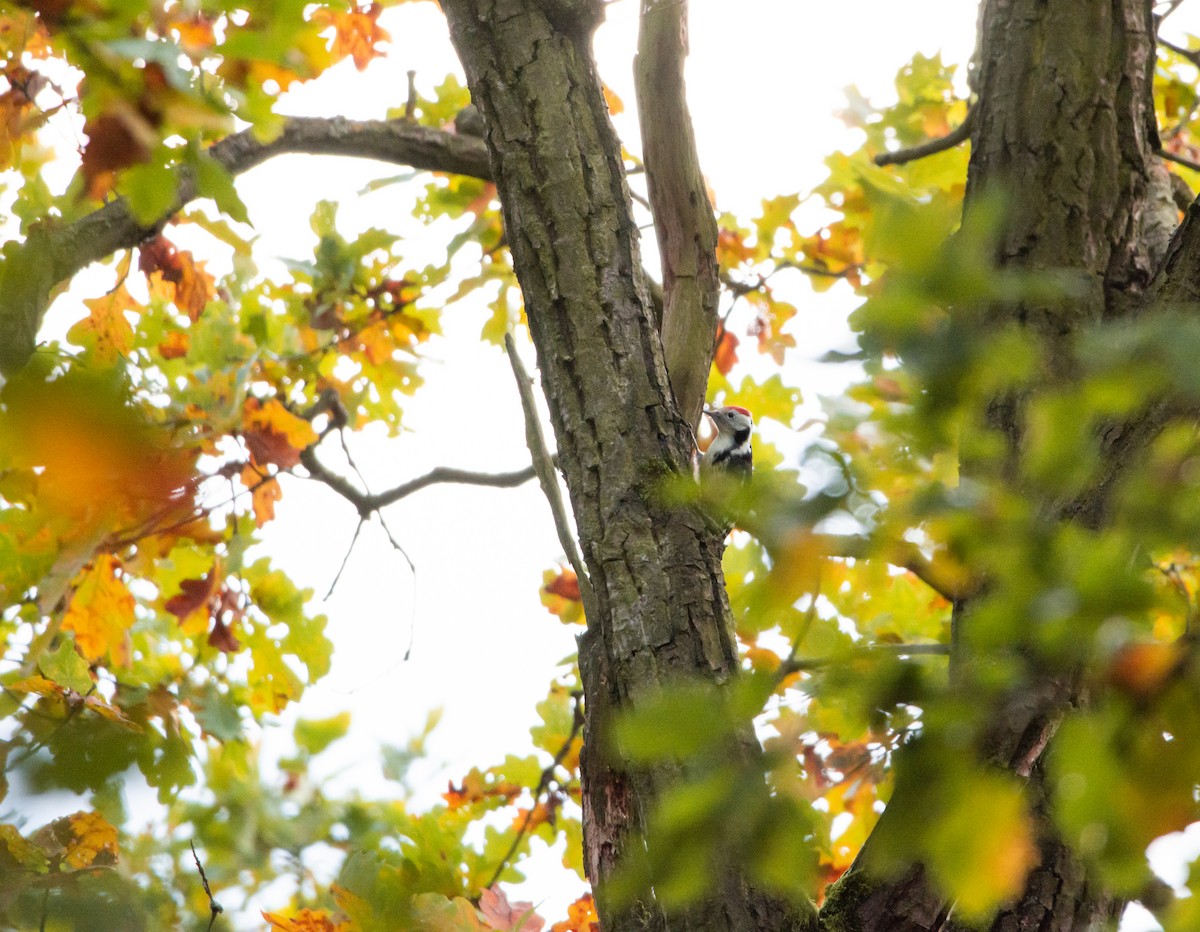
<box><xmin>825</xmin><ymin>1</ymin><xmax>1173</xmax><ymax>929</ymax></box>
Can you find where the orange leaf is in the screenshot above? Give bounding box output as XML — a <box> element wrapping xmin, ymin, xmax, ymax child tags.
<box><xmin>443</xmin><ymin>769</ymin><xmax>521</xmax><ymax>808</ymax></box>
<box><xmin>716</xmin><ymin>227</ymin><xmax>753</xmax><ymax>268</ymax></box>
<box><xmin>64</xmin><ymin>811</ymin><xmax>119</xmax><ymax>869</ymax></box>
<box><xmin>1108</xmin><ymin>641</ymin><xmax>1181</xmax><ymax>696</ymax></box>
<box><xmin>242</xmin><ymin>398</ymin><xmax>319</xmax><ymax>469</ymax></box>
<box><xmin>0</xmin><ymin>369</ymin><xmax>198</xmax><ymax>532</ymax></box>
<box><xmin>540</xmin><ymin>568</ymin><xmax>584</xmax><ymax>625</ymax></box>
<box><xmin>261</xmin><ymin>908</ymin><xmax>347</xmax><ymax>931</ymax></box>
<box><xmin>62</xmin><ymin>555</ymin><xmax>136</xmax><ymax>666</ymax></box>
<box><xmin>316</xmin><ymin>4</ymin><xmax>390</xmax><ymax>71</ymax></box>
<box><xmin>602</xmin><ymin>83</ymin><xmax>624</xmax><ymax>115</ymax></box>
<box><xmin>139</xmin><ymin>234</ymin><xmax>215</xmax><ymax>321</ymax></box>
<box><xmin>551</xmin><ymin>894</ymin><xmax>599</xmax><ymax>932</ymax></box>
<box><xmin>241</xmin><ymin>463</ymin><xmax>282</xmax><ymax>527</ymax></box>
<box><xmin>157</xmin><ymin>329</ymin><xmax>190</xmax><ymax>359</ymax></box>
<box><xmin>713</xmin><ymin>326</ymin><xmax>739</xmax><ymax>376</ymax></box>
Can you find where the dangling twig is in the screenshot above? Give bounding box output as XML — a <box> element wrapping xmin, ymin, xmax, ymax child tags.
<box><xmin>190</xmin><ymin>841</ymin><xmax>223</xmax><ymax>932</ymax></box>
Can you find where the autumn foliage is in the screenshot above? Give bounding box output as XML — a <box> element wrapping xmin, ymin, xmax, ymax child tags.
<box><xmin>4</xmin><ymin>0</ymin><xmax>1200</xmax><ymax>930</ymax></box>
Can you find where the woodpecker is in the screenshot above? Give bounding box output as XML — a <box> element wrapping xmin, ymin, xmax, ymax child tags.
<box><xmin>701</xmin><ymin>405</ymin><xmax>753</xmax><ymax>482</ymax></box>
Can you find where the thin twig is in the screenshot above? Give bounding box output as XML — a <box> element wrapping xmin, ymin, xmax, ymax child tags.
<box><xmin>874</xmin><ymin>107</ymin><xmax>976</xmax><ymax>167</ymax></box>
<box><xmin>190</xmin><ymin>841</ymin><xmax>223</xmax><ymax>932</ymax></box>
<box><xmin>503</xmin><ymin>333</ymin><xmax>596</xmax><ymax>614</ymax></box>
<box><xmin>324</xmin><ymin>518</ymin><xmax>365</xmax><ymax>601</ymax></box>
<box><xmin>485</xmin><ymin>691</ymin><xmax>583</xmax><ymax>890</ymax></box>
<box><xmin>1159</xmin><ymin>147</ymin><xmax>1200</xmax><ymax>174</ymax></box>
<box><xmin>376</xmin><ymin>515</ymin><xmax>417</xmax><ymax>661</ymax></box>
<box><xmin>778</xmin><ymin>642</ymin><xmax>950</xmax><ymax>679</ymax></box>
<box><xmin>1159</xmin><ymin>36</ymin><xmax>1197</xmax><ymax>66</ymax></box>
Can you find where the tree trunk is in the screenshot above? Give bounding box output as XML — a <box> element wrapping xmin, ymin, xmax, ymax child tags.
<box><xmin>824</xmin><ymin>2</ymin><xmax>1171</xmax><ymax>929</ymax></box>
<box><xmin>442</xmin><ymin>2</ymin><xmax>814</xmax><ymax>928</ymax></box>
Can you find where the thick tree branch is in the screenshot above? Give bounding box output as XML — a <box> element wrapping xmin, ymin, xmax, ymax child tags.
<box><xmin>0</xmin><ymin>117</ymin><xmax>491</xmax><ymax>374</ymax></box>
<box><xmin>634</xmin><ymin>0</ymin><xmax>720</xmax><ymax>430</ymax></box>
<box><xmin>873</xmin><ymin>107</ymin><xmax>976</xmax><ymax>167</ymax></box>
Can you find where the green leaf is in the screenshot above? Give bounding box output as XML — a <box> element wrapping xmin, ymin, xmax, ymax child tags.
<box><xmin>294</xmin><ymin>712</ymin><xmax>351</xmax><ymax>756</ymax></box>
<box><xmin>40</xmin><ymin>636</ymin><xmax>93</xmax><ymax>694</ymax></box>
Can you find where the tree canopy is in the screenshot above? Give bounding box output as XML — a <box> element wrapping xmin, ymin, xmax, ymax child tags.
<box><xmin>4</xmin><ymin>1</ymin><xmax>1200</xmax><ymax>930</ymax></box>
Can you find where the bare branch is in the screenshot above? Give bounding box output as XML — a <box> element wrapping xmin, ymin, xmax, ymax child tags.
<box><xmin>0</xmin><ymin>117</ymin><xmax>491</xmax><ymax>374</ymax></box>
<box><xmin>635</xmin><ymin>0</ymin><xmax>720</xmax><ymax>430</ymax></box>
<box><xmin>1159</xmin><ymin>147</ymin><xmax>1200</xmax><ymax>175</ymax></box>
<box><xmin>779</xmin><ymin>642</ymin><xmax>950</xmax><ymax>678</ymax></box>
<box><xmin>190</xmin><ymin>842</ymin><xmax>223</xmax><ymax>932</ymax></box>
<box><xmin>298</xmin><ymin>443</ymin><xmax>537</xmax><ymax>517</ymax></box>
<box><xmin>873</xmin><ymin>106</ymin><xmax>976</xmax><ymax>167</ymax></box>
<box><xmin>503</xmin><ymin>333</ymin><xmax>595</xmax><ymax>612</ymax></box>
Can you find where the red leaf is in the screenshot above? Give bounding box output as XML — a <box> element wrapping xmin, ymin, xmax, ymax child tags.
<box><xmin>208</xmin><ymin>617</ymin><xmax>240</xmax><ymax>653</ymax></box>
<box><xmin>81</xmin><ymin>112</ymin><xmax>153</xmax><ymax>199</ymax></box>
<box><xmin>543</xmin><ymin>570</ymin><xmax>580</xmax><ymax>602</ymax></box>
<box><xmin>164</xmin><ymin>571</ymin><xmax>217</xmax><ymax>620</ymax></box>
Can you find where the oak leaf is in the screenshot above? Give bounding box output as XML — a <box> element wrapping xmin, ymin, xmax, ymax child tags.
<box><xmin>80</xmin><ymin>109</ymin><xmax>155</xmax><ymax>200</ymax></box>
<box><xmin>551</xmin><ymin>894</ymin><xmax>599</xmax><ymax>932</ymax></box>
<box><xmin>713</xmin><ymin>325</ymin><xmax>739</xmax><ymax>375</ymax></box>
<box><xmin>67</xmin><ymin>283</ymin><xmax>137</xmax><ymax>365</ymax></box>
<box><xmin>241</xmin><ymin>464</ymin><xmax>282</xmax><ymax>527</ymax></box>
<box><xmin>139</xmin><ymin>234</ymin><xmax>215</xmax><ymax>321</ymax></box>
<box><xmin>261</xmin><ymin>909</ymin><xmax>347</xmax><ymax>932</ymax></box>
<box><xmin>157</xmin><ymin>329</ymin><xmax>190</xmax><ymax>359</ymax></box>
<box><xmin>208</xmin><ymin>616</ymin><xmax>241</xmax><ymax>653</ymax></box>
<box><xmin>63</xmin><ymin>811</ymin><xmax>119</xmax><ymax>869</ymax></box>
<box><xmin>164</xmin><ymin>568</ymin><xmax>219</xmax><ymax>635</ymax></box>
<box><xmin>316</xmin><ymin>4</ymin><xmax>390</xmax><ymax>72</ymax></box>
<box><xmin>479</xmin><ymin>887</ymin><xmax>545</xmax><ymax>932</ymax></box>
<box><xmin>541</xmin><ymin>568</ymin><xmax>584</xmax><ymax>625</ymax></box>
<box><xmin>242</xmin><ymin>398</ymin><xmax>319</xmax><ymax>469</ymax></box>
<box><xmin>62</xmin><ymin>555</ymin><xmax>136</xmax><ymax>666</ymax></box>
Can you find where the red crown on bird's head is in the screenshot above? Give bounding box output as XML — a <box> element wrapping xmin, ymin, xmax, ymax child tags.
<box><xmin>724</xmin><ymin>405</ymin><xmax>752</xmax><ymax>418</ymax></box>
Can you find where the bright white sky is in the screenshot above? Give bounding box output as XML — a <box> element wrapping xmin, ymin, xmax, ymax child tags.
<box><xmin>24</xmin><ymin>1</ymin><xmax>1200</xmax><ymax>927</ymax></box>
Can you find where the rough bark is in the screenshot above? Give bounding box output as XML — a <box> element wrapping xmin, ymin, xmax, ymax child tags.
<box><xmin>0</xmin><ymin>117</ymin><xmax>491</xmax><ymax>375</ymax></box>
<box><xmin>441</xmin><ymin>1</ymin><xmax>813</xmax><ymax>928</ymax></box>
<box><xmin>824</xmin><ymin>2</ymin><xmax>1164</xmax><ymax>929</ymax></box>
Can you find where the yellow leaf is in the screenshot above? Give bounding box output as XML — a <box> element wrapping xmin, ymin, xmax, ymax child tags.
<box><xmin>64</xmin><ymin>811</ymin><xmax>119</xmax><ymax>869</ymax></box>
<box><xmin>6</xmin><ymin>675</ymin><xmax>61</xmax><ymax>697</ymax></box>
<box><xmin>84</xmin><ymin>694</ymin><xmax>142</xmax><ymax>730</ymax></box>
<box><xmin>62</xmin><ymin>555</ymin><xmax>136</xmax><ymax>665</ymax></box>
<box><xmin>66</xmin><ymin>283</ymin><xmax>137</xmax><ymax>364</ymax></box>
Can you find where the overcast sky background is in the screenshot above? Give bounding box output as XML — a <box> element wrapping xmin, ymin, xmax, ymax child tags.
<box><xmin>21</xmin><ymin>1</ymin><xmax>1200</xmax><ymax>928</ymax></box>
